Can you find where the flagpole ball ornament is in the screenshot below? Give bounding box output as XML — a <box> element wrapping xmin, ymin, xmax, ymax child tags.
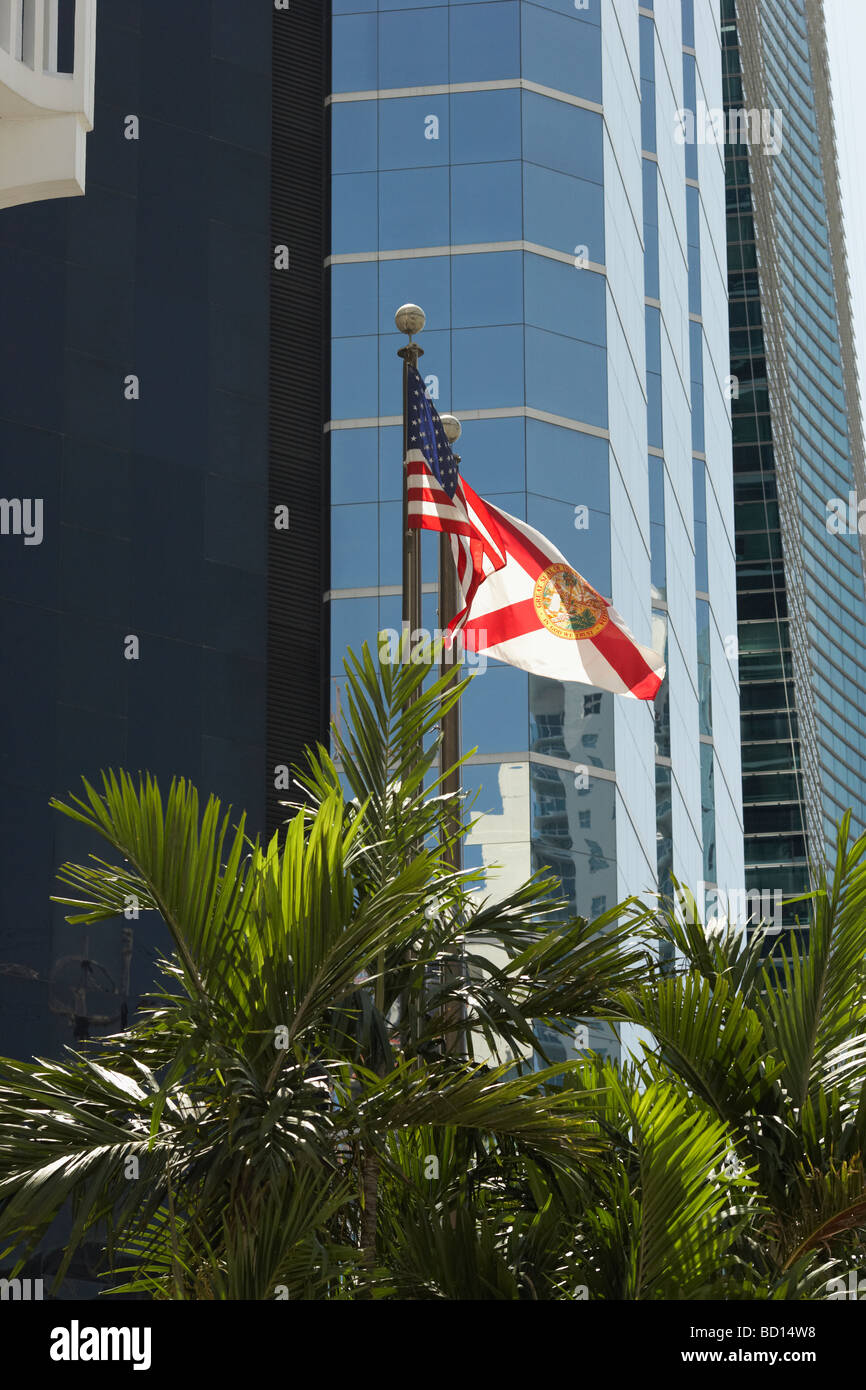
<box><xmin>440</xmin><ymin>414</ymin><xmax>462</xmax><ymax>445</ymax></box>
<box><xmin>395</xmin><ymin>303</ymin><xmax>426</xmax><ymax>338</ymax></box>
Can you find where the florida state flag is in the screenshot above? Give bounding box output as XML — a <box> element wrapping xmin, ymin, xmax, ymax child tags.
<box><xmin>403</xmin><ymin>366</ymin><xmax>663</xmax><ymax>700</ymax></box>
<box><xmin>455</xmin><ymin>484</ymin><xmax>664</xmax><ymax>699</ymax></box>
<box><xmin>411</xmin><ymin>467</ymin><xmax>663</xmax><ymax>701</ymax></box>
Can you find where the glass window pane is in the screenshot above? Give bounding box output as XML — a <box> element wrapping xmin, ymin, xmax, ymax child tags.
<box><xmin>528</xmin><ymin>493</ymin><xmax>611</xmax><ymax>595</ymax></box>
<box><xmin>331</xmin><ymin>506</ymin><xmax>379</xmax><ymax>588</ymax></box>
<box><xmin>452</xmin><ymin>161</ymin><xmax>523</xmax><ymax>243</ymax></box>
<box><xmin>332</xmin><ymin>14</ymin><xmax>377</xmax><ymax>93</ymax></box>
<box><xmin>450</xmin><ymin>1</ymin><xmax>520</xmax><ymax>84</ymax></box>
<box><xmin>378</xmin><ymin>96</ymin><xmax>449</xmax><ymax>170</ymax></box>
<box><xmin>523</xmin><ymin>94</ymin><xmax>603</xmax><ymax>184</ymax></box>
<box><xmin>331</xmin><ymin>262</ymin><xmax>379</xmax><ymax>339</ymax></box>
<box><xmin>379</xmin><ymin>7</ymin><xmax>449</xmax><ymax>88</ymax></box>
<box><xmin>523</xmin><ymin>163</ymin><xmax>605</xmax><ymax>263</ymax></box>
<box><xmin>332</xmin><ymin>173</ymin><xmax>378</xmax><ymax>254</ymax></box>
<box><xmin>451</xmin><ymin>89</ymin><xmax>522</xmax><ymax>165</ymax></box>
<box><xmin>331</xmin><ymin>427</ymin><xmax>378</xmax><ymax>505</ymax></box>
<box><xmin>525</xmin><ymin>327</ymin><xmax>608</xmax><ymax>426</ymax></box>
<box><xmin>526</xmin><ymin>422</ymin><xmax>609</xmax><ymax>512</ymax></box>
<box><xmin>522</xmin><ymin>2</ymin><xmax>602</xmax><ymax>103</ymax></box>
<box><xmin>332</xmin><ymin>100</ymin><xmax>377</xmax><ymax>174</ymax></box>
<box><xmin>451</xmin><ymin>251</ymin><xmax>523</xmax><ymax>328</ymax></box>
<box><xmin>524</xmin><ymin>254</ymin><xmax>606</xmax><ymax>344</ymax></box>
<box><xmin>379</xmin><ymin>167</ymin><xmax>451</xmax><ymax>250</ymax></box>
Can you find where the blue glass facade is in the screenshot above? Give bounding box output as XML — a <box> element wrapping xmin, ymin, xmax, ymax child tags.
<box><xmin>0</xmin><ymin>2</ymin><xmax>272</xmax><ymax>1059</ymax></box>
<box><xmin>328</xmin><ymin>0</ymin><xmax>745</xmax><ymax>1055</ymax></box>
<box><xmin>723</xmin><ymin>0</ymin><xmax>866</xmax><ymax>927</ymax></box>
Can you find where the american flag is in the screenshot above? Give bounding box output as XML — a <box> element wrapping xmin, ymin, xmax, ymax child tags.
<box><xmin>405</xmin><ymin>365</ymin><xmax>506</xmax><ymax>634</ymax></box>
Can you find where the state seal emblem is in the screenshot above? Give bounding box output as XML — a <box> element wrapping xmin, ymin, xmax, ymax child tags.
<box><xmin>533</xmin><ymin>564</ymin><xmax>609</xmax><ymax>641</ymax></box>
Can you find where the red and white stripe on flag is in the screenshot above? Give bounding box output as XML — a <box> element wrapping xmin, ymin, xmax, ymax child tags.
<box><xmin>459</xmin><ymin>488</ymin><xmax>664</xmax><ymax>700</ymax></box>
<box><xmin>406</xmin><ymin>451</ymin><xmax>664</xmax><ymax>700</ymax></box>
<box><xmin>406</xmin><ymin>449</ymin><xmax>507</xmax><ymax>628</ymax></box>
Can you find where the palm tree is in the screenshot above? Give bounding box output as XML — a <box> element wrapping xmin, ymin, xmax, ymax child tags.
<box><xmin>4</xmin><ymin>639</ymin><xmax>864</xmax><ymax>1298</ymax></box>
<box><xmin>0</xmin><ymin>643</ymin><xmax>648</xmax><ymax>1299</ymax></box>
<box><xmin>613</xmin><ymin>817</ymin><xmax>866</xmax><ymax>1295</ymax></box>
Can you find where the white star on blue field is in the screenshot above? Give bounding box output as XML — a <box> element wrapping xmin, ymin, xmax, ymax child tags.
<box><xmin>408</xmin><ymin>365</ymin><xmax>459</xmax><ymax>497</ymax></box>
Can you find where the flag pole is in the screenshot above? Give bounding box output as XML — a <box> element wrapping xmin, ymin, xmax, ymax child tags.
<box><xmin>437</xmin><ymin>413</ymin><xmax>463</xmax><ymax>875</ymax></box>
<box><xmin>395</xmin><ymin>304</ymin><xmax>425</xmax><ymax>647</ymax></box>
<box><xmin>438</xmin><ymin>413</ymin><xmax>467</xmax><ymax>1058</ymax></box>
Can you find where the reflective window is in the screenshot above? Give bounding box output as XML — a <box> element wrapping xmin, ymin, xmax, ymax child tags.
<box><xmin>449</xmin><ymin>2</ymin><xmax>520</xmax><ymax>84</ymax></box>
<box><xmin>379</xmin><ymin>7</ymin><xmax>449</xmax><ymax>89</ymax></box>
<box><xmin>378</xmin><ymin>327</ymin><xmax>452</xmax><ymax>418</ymax></box>
<box><xmin>331</xmin><ymin>505</ymin><xmax>379</xmax><ymax>588</ymax></box>
<box><xmin>378</xmin><ymin>96</ymin><xmax>449</xmax><ymax>171</ymax></box>
<box><xmin>332</xmin><ymin>14</ymin><xmax>377</xmax><ymax>93</ymax></box>
<box><xmin>513</xmin><ymin>0</ymin><xmax>600</xmax><ymax>22</ymax></box>
<box><xmin>655</xmin><ymin>764</ymin><xmax>673</xmax><ymax>892</ymax></box>
<box><xmin>686</xmin><ymin>185</ymin><xmax>701</xmax><ymax>313</ymax></box>
<box><xmin>529</xmin><ymin>493</ymin><xmax>611</xmax><ymax>595</ymax></box>
<box><xmin>643</xmin><ymin>159</ymin><xmax>659</xmax><ymax>298</ymax></box>
<box><xmin>691</xmin><ymin>385</ymin><xmax>705</xmax><ymax>455</ymax></box>
<box><xmin>524</xmin><ymin>164</ymin><xmax>604</xmax><ymax>262</ymax></box>
<box><xmin>379</xmin><ymin>167</ymin><xmax>450</xmax><ymax>249</ymax></box>
<box><xmin>701</xmin><ymin>743</ymin><xmax>716</xmax><ymax>882</ymax></box>
<box><xmin>521</xmin><ymin>2</ymin><xmax>602</xmax><ymax>103</ymax></box>
<box><xmin>524</xmin><ymin>255</ymin><xmax>606</xmax><ymax>345</ymax></box>
<box><xmin>530</xmin><ymin>676</ymin><xmax>614</xmax><ymax>769</ymax></box>
<box><xmin>463</xmin><ymin>760</ymin><xmax>529</xmax><ymax>847</ymax></box>
<box><xmin>681</xmin><ymin>0</ymin><xmax>695</xmax><ymax>48</ymax></box>
<box><xmin>378</xmin><ymin>424</ymin><xmax>403</xmax><ymax>503</ymax></box>
<box><xmin>377</xmin><ymin>257</ymin><xmax>450</xmax><ymax>335</ymax></box>
<box><xmin>451</xmin><ymin>251</ymin><xmax>523</xmax><ymax>328</ymax></box>
<box><xmin>332</xmin><ymin>100</ymin><xmax>377</xmax><ymax>174</ymax></box>
<box><xmin>693</xmin><ymin>459</ymin><xmax>709</xmax><ymax>591</ymax></box>
<box><xmin>646</xmin><ymin>308</ymin><xmax>663</xmax><ymax>449</ymax></box>
<box><xmin>653</xmin><ymin>614</ymin><xmax>670</xmax><ymax>758</ymax></box>
<box><xmin>696</xmin><ymin>599</ymin><xmax>713</xmax><ymax>735</ymax></box>
<box><xmin>525</xmin><ymin>328</ymin><xmax>608</xmax><ymax>426</ymax></box>
<box><xmin>450</xmin><ymin>89</ymin><xmax>521</xmax><ymax>165</ymax></box>
<box><xmin>451</xmin><ymin>416</ymin><xmax>525</xmax><ymax>496</ymax></box>
<box><xmin>640</xmin><ymin>17</ymin><xmax>656</xmax><ymax>153</ymax></box>
<box><xmin>682</xmin><ymin>56</ymin><xmax>698</xmax><ymax>179</ymax></box>
<box><xmin>330</xmin><ymin>596</ymin><xmax>380</xmax><ymax>674</ymax></box>
<box><xmin>331</xmin><ymin>262</ymin><xmax>378</xmax><ymax>339</ymax></box>
<box><xmin>649</xmin><ymin>455</ymin><xmax>666</xmax><ymax>598</ymax></box>
<box><xmin>526</xmin><ymin>422</ymin><xmax>609</xmax><ymax>513</ymax></box>
<box><xmin>451</xmin><ymin>162</ymin><xmax>523</xmax><ymax>243</ymax></box>
<box><xmin>462</xmin><ymin>665</ymin><xmax>528</xmax><ymax>754</ymax></box>
<box><xmin>331</xmin><ymin>336</ymin><xmax>378</xmax><ymax>419</ymax></box>
<box><xmin>332</xmin><ymin>173</ymin><xmax>378</xmax><ymax>254</ymax></box>
<box><xmin>523</xmin><ymin>94</ymin><xmax>603</xmax><ymax>185</ymax></box>
<box><xmin>331</xmin><ymin>427</ymin><xmax>378</xmax><ymax>505</ymax></box>
<box><xmin>452</xmin><ymin>325</ymin><xmax>525</xmax><ymax>408</ymax></box>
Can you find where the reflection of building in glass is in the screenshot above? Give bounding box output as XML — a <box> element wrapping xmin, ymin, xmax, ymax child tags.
<box><xmin>723</xmin><ymin>0</ymin><xmax>866</xmax><ymax>946</ymax></box>
<box><xmin>328</xmin><ymin>2</ymin><xmax>745</xmax><ymax>1060</ymax></box>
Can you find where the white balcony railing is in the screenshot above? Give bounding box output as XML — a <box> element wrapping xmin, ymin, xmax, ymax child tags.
<box><xmin>0</xmin><ymin>0</ymin><xmax>97</xmax><ymax>209</ymax></box>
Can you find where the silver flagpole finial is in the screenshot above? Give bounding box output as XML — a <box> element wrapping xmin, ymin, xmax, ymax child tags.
<box><xmin>439</xmin><ymin>414</ymin><xmax>461</xmax><ymax>446</ymax></box>
<box><xmin>395</xmin><ymin>303</ymin><xmax>426</xmax><ymax>339</ymax></box>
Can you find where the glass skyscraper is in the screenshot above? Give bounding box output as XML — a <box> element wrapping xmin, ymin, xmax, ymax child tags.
<box><xmin>0</xmin><ymin>2</ymin><xmax>273</xmax><ymax>1060</ymax></box>
<box><xmin>0</xmin><ymin>1</ymin><xmax>749</xmax><ymax>1069</ymax></box>
<box><xmin>328</xmin><ymin>0</ymin><xmax>744</xmax><ymax>1056</ymax></box>
<box><xmin>723</xmin><ymin>0</ymin><xmax>866</xmax><ymax>935</ymax></box>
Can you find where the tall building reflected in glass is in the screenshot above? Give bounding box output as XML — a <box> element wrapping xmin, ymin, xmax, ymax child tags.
<box><xmin>328</xmin><ymin>0</ymin><xmax>745</xmax><ymax>1058</ymax></box>
<box><xmin>723</xmin><ymin>0</ymin><xmax>866</xmax><ymax>945</ymax></box>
